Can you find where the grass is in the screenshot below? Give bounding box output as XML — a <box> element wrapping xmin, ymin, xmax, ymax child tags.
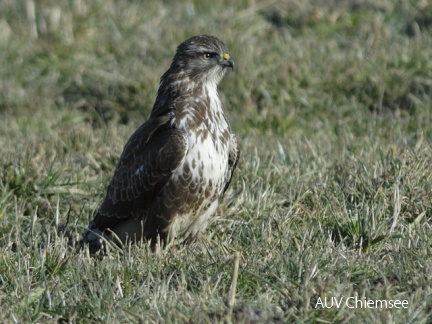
<box><xmin>1</xmin><ymin>0</ymin><xmax>432</xmax><ymax>322</ymax></box>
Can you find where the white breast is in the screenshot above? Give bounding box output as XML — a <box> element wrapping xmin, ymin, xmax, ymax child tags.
<box><xmin>168</xmin><ymin>83</ymin><xmax>231</xmax><ymax>239</ymax></box>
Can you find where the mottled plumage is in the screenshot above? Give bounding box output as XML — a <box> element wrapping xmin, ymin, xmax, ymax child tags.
<box><xmin>83</xmin><ymin>35</ymin><xmax>239</xmax><ymax>251</ymax></box>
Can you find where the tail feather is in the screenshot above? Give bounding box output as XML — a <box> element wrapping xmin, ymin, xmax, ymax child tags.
<box><xmin>82</xmin><ymin>220</ymin><xmax>103</xmax><ymax>253</ymax></box>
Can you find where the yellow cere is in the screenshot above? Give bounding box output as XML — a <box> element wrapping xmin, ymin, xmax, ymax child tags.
<box><xmin>223</xmin><ymin>53</ymin><xmax>230</xmax><ymax>61</ymax></box>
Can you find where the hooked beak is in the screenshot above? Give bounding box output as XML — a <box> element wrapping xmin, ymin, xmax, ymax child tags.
<box><xmin>221</xmin><ymin>53</ymin><xmax>234</xmax><ymax>70</ymax></box>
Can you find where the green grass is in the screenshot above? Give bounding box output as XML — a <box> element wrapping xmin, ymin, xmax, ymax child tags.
<box><xmin>1</xmin><ymin>0</ymin><xmax>432</xmax><ymax>322</ymax></box>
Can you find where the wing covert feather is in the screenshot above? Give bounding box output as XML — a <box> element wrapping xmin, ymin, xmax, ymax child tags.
<box><xmin>94</xmin><ymin>112</ymin><xmax>188</xmax><ymax>230</ymax></box>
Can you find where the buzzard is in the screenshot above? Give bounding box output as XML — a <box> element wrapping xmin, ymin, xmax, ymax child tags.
<box><xmin>83</xmin><ymin>35</ymin><xmax>239</xmax><ymax>251</ymax></box>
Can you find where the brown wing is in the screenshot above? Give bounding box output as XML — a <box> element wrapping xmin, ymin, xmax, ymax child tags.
<box><xmin>223</xmin><ymin>133</ymin><xmax>240</xmax><ymax>193</ymax></box>
<box><xmin>93</xmin><ymin>111</ymin><xmax>188</xmax><ymax>231</ymax></box>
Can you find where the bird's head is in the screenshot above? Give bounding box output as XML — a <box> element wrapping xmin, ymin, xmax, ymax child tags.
<box><xmin>171</xmin><ymin>35</ymin><xmax>234</xmax><ymax>84</ymax></box>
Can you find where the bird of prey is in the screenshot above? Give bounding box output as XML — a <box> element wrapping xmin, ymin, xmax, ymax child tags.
<box><xmin>83</xmin><ymin>35</ymin><xmax>239</xmax><ymax>252</ymax></box>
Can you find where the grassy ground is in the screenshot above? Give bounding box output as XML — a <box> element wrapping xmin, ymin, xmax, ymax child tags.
<box><xmin>1</xmin><ymin>0</ymin><xmax>432</xmax><ymax>322</ymax></box>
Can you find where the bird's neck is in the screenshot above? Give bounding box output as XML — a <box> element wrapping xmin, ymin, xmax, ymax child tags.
<box><xmin>151</xmin><ymin>71</ymin><xmax>221</xmax><ymax>119</ymax></box>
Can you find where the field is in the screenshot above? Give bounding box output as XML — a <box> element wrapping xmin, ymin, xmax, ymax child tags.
<box><xmin>1</xmin><ymin>0</ymin><xmax>431</xmax><ymax>322</ymax></box>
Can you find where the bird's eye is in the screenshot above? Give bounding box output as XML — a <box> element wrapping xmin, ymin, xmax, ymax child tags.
<box><xmin>203</xmin><ymin>53</ymin><xmax>212</xmax><ymax>60</ymax></box>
